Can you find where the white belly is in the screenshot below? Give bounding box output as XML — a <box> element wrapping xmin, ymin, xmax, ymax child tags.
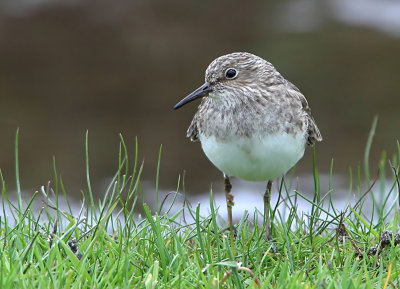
<box><xmin>199</xmin><ymin>133</ymin><xmax>307</xmax><ymax>181</ymax></box>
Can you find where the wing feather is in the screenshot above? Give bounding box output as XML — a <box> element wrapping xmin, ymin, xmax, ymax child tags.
<box><xmin>286</xmin><ymin>81</ymin><xmax>322</xmax><ymax>145</ymax></box>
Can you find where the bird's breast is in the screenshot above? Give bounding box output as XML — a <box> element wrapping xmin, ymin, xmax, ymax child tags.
<box><xmin>199</xmin><ymin>132</ymin><xmax>307</xmax><ymax>181</ymax></box>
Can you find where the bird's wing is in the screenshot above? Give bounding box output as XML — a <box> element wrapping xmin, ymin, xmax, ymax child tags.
<box><xmin>187</xmin><ymin>118</ymin><xmax>199</xmax><ymax>142</ymax></box>
<box><xmin>286</xmin><ymin>81</ymin><xmax>323</xmax><ymax>145</ymax></box>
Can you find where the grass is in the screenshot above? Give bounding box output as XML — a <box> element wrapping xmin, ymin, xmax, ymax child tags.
<box><xmin>0</xmin><ymin>128</ymin><xmax>399</xmax><ymax>288</ymax></box>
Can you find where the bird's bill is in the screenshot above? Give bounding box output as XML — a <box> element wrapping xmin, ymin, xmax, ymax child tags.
<box><xmin>173</xmin><ymin>82</ymin><xmax>211</xmax><ymax>110</ymax></box>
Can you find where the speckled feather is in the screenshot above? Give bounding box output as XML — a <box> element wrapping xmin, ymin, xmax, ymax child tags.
<box><xmin>187</xmin><ymin>52</ymin><xmax>322</xmax><ymax>146</ymax></box>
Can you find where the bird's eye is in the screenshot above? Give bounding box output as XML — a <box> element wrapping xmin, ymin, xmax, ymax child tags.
<box><xmin>225</xmin><ymin>68</ymin><xmax>238</xmax><ymax>79</ymax></box>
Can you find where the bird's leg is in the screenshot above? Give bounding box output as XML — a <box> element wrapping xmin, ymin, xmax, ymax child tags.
<box><xmin>224</xmin><ymin>174</ymin><xmax>234</xmax><ymax>236</ymax></box>
<box><xmin>264</xmin><ymin>180</ymin><xmax>273</xmax><ymax>240</ymax></box>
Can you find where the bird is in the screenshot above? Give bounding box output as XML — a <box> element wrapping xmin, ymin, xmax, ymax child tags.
<box><xmin>173</xmin><ymin>52</ymin><xmax>322</xmax><ymax>238</ymax></box>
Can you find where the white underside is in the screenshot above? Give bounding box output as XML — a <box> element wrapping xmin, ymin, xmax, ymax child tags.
<box><xmin>200</xmin><ymin>133</ymin><xmax>307</xmax><ymax>181</ymax></box>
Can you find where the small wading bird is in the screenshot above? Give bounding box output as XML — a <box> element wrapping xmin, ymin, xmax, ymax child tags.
<box><xmin>174</xmin><ymin>52</ymin><xmax>322</xmax><ymax>238</ymax></box>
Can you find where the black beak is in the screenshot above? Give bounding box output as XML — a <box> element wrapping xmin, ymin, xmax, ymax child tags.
<box><xmin>173</xmin><ymin>82</ymin><xmax>211</xmax><ymax>110</ymax></box>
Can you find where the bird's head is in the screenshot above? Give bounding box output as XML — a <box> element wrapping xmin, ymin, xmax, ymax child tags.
<box><xmin>173</xmin><ymin>52</ymin><xmax>280</xmax><ymax>110</ymax></box>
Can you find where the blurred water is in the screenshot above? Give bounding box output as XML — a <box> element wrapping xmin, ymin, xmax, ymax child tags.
<box><xmin>3</xmin><ymin>0</ymin><xmax>400</xmax><ymax>37</ymax></box>
<box><xmin>153</xmin><ymin>173</ymin><xmax>400</xmax><ymax>224</ymax></box>
<box><xmin>2</xmin><ymin>174</ymin><xmax>397</xmax><ymax>230</ymax></box>
<box><xmin>280</xmin><ymin>0</ymin><xmax>400</xmax><ymax>37</ymax></box>
<box><xmin>329</xmin><ymin>0</ymin><xmax>400</xmax><ymax>37</ymax></box>
<box><xmin>0</xmin><ymin>0</ymin><xmax>83</xmax><ymax>16</ymax></box>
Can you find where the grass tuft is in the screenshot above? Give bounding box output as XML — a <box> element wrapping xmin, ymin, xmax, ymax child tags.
<box><xmin>0</xmin><ymin>129</ymin><xmax>399</xmax><ymax>288</ymax></box>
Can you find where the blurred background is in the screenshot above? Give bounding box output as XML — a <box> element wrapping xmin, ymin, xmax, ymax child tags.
<box><xmin>0</xmin><ymin>0</ymin><xmax>399</xmax><ymax>202</ymax></box>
